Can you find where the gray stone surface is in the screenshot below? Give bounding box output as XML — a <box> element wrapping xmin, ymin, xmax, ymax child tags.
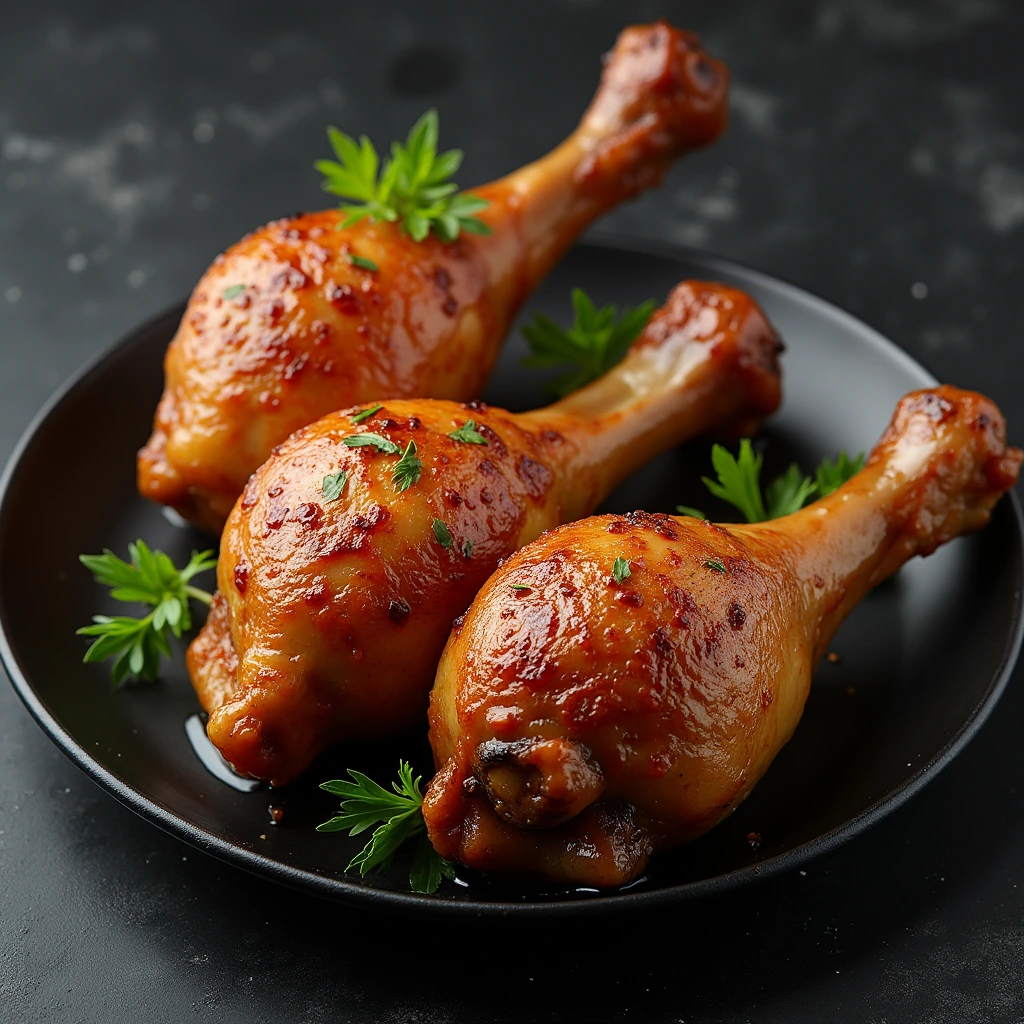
<box><xmin>2</xmin><ymin>2</ymin><xmax>1022</xmax><ymax>1020</ymax></box>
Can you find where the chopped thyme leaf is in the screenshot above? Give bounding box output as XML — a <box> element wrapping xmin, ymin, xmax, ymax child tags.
<box><xmin>222</xmin><ymin>284</ymin><xmax>246</xmax><ymax>300</ymax></box>
<box><xmin>462</xmin><ymin>538</ymin><xmax>473</xmax><ymax>558</ymax></box>
<box><xmin>432</xmin><ymin>518</ymin><xmax>453</xmax><ymax>549</ymax></box>
<box><xmin>448</xmin><ymin>420</ymin><xmax>488</xmax><ymax>445</ymax></box>
<box><xmin>392</xmin><ymin>440</ymin><xmax>423</xmax><ymax>492</ymax></box>
<box><xmin>705</xmin><ymin>558</ymin><xmax>727</xmax><ymax>573</ymax></box>
<box><xmin>348</xmin><ymin>254</ymin><xmax>378</xmax><ymax>271</ymax></box>
<box><xmin>511</xmin><ymin>584</ymin><xmax>531</xmax><ymax>593</ymax></box>
<box><xmin>344</xmin><ymin>433</ymin><xmax>401</xmax><ymax>454</ymax></box>
<box><xmin>612</xmin><ymin>557</ymin><xmax>631</xmax><ymax>584</ymax></box>
<box><xmin>351</xmin><ymin>404</ymin><xmax>383</xmax><ymax>425</ymax></box>
<box><xmin>322</xmin><ymin>470</ymin><xmax>348</xmax><ymax>502</ymax></box>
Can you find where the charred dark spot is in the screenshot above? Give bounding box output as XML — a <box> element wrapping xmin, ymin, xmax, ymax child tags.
<box><xmin>480</xmin><ymin>488</ymin><xmax>493</xmax><ymax>505</ymax></box>
<box><xmin>735</xmin><ymin>655</ymin><xmax>745</xmax><ymax>668</ymax></box>
<box><xmin>442</xmin><ymin>295</ymin><xmax>459</xmax><ymax>317</ymax></box>
<box><xmin>352</xmin><ymin>504</ymin><xmax>390</xmax><ymax>531</ymax></box>
<box><xmin>607</xmin><ymin>520</ymin><xmax>629</xmax><ymax>534</ymax></box>
<box><xmin>295</xmin><ymin>502</ymin><xmax>322</xmax><ymax>529</ymax></box>
<box><xmin>727</xmin><ymin>601</ymin><xmax>746</xmax><ymax>630</ymax></box>
<box><xmin>268</xmin><ymin>485</ymin><xmax>283</xmax><ymax>499</ymax></box>
<box><xmin>652</xmin><ymin>626</ymin><xmax>672</xmax><ymax>656</ymax></box>
<box><xmin>541</xmin><ymin>429</ymin><xmax>565</xmax><ymax>445</ymax></box>
<box><xmin>240</xmin><ymin>476</ymin><xmax>261</xmax><ymax>510</ymax></box>
<box><xmin>265</xmin><ymin>505</ymin><xmax>288</xmax><ymax>530</ymax></box>
<box><xmin>380</xmin><ymin>418</ymin><xmax>400</xmax><ymax>430</ymax></box>
<box><xmin>463</xmin><ymin>400</ymin><xmax>488</xmax><ymax>412</ymax></box>
<box><xmin>559</xmin><ymin>583</ymin><xmax>577</xmax><ymax>597</ymax></box>
<box><xmin>517</xmin><ymin>456</ymin><xmax>553</xmax><ymax>499</ymax></box>
<box><xmin>444</xmin><ymin>489</ymin><xmax>463</xmax><ymax>507</ymax></box>
<box><xmin>271</xmin><ymin>267</ymin><xmax>308</xmax><ymax>291</ymax></box>
<box><xmin>462</xmin><ymin>775</ymin><xmax>480</xmax><ymax>794</ymax></box>
<box><xmin>265</xmin><ymin>299</ymin><xmax>285</xmax><ymax>324</ymax></box>
<box><xmin>813</xmin><ymin>574</ymin><xmax>825</xmax><ymax>588</ymax></box>
<box><xmin>329</xmin><ymin>283</ymin><xmax>362</xmax><ymax>316</ymax></box>
<box><xmin>406</xmin><ymin>416</ymin><xmax>421</xmax><ymax>431</ymax></box>
<box><xmin>433</xmin><ymin>266</ymin><xmax>452</xmax><ymax>290</ymax></box>
<box><xmin>478</xmin><ymin>459</ymin><xmax>496</xmax><ymax>476</ymax></box>
<box><xmin>477</xmin><ymin>425</ymin><xmax>506</xmax><ymax>455</ymax></box>
<box><xmin>654</xmin><ymin>518</ymin><xmax>679</xmax><ymax>540</ymax></box>
<box><xmin>974</xmin><ymin>412</ymin><xmax>992</xmax><ymax>429</ymax></box>
<box><xmin>388</xmin><ymin>598</ymin><xmax>411</xmax><ymax>624</ymax></box>
<box><xmin>618</xmin><ymin>591</ymin><xmax>644</xmax><ymax>608</ymax></box>
<box><xmin>233</xmin><ymin>559</ymin><xmax>250</xmax><ymax>595</ymax></box>
<box><xmin>452</xmin><ymin>611</ymin><xmax>467</xmax><ymax>630</ymax></box>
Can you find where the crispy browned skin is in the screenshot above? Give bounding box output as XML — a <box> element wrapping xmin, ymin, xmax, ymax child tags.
<box><xmin>138</xmin><ymin>21</ymin><xmax>729</xmax><ymax>533</ymax></box>
<box><xmin>187</xmin><ymin>281</ymin><xmax>782</xmax><ymax>784</ymax></box>
<box><xmin>424</xmin><ymin>386</ymin><xmax>1022</xmax><ymax>887</ymax></box>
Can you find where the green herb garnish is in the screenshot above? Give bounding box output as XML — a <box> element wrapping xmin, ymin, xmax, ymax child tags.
<box><xmin>676</xmin><ymin>505</ymin><xmax>707</xmax><ymax>520</ymax></box>
<box><xmin>448</xmin><ymin>420</ymin><xmax>488</xmax><ymax>445</ymax></box>
<box><xmin>462</xmin><ymin>538</ymin><xmax>473</xmax><ymax>559</ymax></box>
<box><xmin>322</xmin><ymin>470</ymin><xmax>348</xmax><ymax>502</ymax></box>
<box><xmin>690</xmin><ymin>439</ymin><xmax>865</xmax><ymax>524</ymax></box>
<box><xmin>77</xmin><ymin>542</ymin><xmax>216</xmax><ymax>685</ymax></box>
<box><xmin>521</xmin><ymin>288</ymin><xmax>656</xmax><ymax>397</ymax></box>
<box><xmin>344</xmin><ymin>433</ymin><xmax>401</xmax><ymax>454</ymax></box>
<box><xmin>432</xmin><ymin>518</ymin><xmax>453</xmax><ymax>550</ymax></box>
<box><xmin>348</xmin><ymin>254</ymin><xmax>378</xmax><ymax>271</ymax></box>
<box><xmin>705</xmin><ymin>558</ymin><xmax>727</xmax><ymax>573</ymax></box>
<box><xmin>316</xmin><ymin>110</ymin><xmax>491</xmax><ymax>243</ymax></box>
<box><xmin>612</xmin><ymin>557</ymin><xmax>631</xmax><ymax>584</ymax></box>
<box><xmin>350</xmin><ymin>404</ymin><xmax>383</xmax><ymax>425</ymax></box>
<box><xmin>222</xmin><ymin>284</ymin><xmax>245</xmax><ymax>300</ymax></box>
<box><xmin>318</xmin><ymin>762</ymin><xmax>454</xmax><ymax>894</ymax></box>
<box><xmin>511</xmin><ymin>584</ymin><xmax>531</xmax><ymax>593</ymax></box>
<box><xmin>815</xmin><ymin>451</ymin><xmax>866</xmax><ymax>498</ymax></box>
<box><xmin>392</xmin><ymin>440</ymin><xmax>423</xmax><ymax>492</ymax></box>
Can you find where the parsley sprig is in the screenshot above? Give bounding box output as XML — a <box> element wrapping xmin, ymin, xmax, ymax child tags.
<box><xmin>521</xmin><ymin>288</ymin><xmax>656</xmax><ymax>398</ymax></box>
<box><xmin>77</xmin><ymin>541</ymin><xmax>216</xmax><ymax>685</ymax></box>
<box><xmin>318</xmin><ymin>761</ymin><xmax>454</xmax><ymax>894</ymax></box>
<box><xmin>679</xmin><ymin>440</ymin><xmax>865</xmax><ymax>523</ymax></box>
<box><xmin>316</xmin><ymin>110</ymin><xmax>491</xmax><ymax>243</ymax></box>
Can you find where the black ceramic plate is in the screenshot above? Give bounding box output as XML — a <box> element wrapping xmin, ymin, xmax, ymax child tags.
<box><xmin>2</xmin><ymin>239</ymin><xmax>1021</xmax><ymax>919</ymax></box>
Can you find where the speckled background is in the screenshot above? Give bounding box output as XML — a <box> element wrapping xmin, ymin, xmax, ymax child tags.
<box><xmin>2</xmin><ymin>2</ymin><xmax>1022</xmax><ymax>1021</ymax></box>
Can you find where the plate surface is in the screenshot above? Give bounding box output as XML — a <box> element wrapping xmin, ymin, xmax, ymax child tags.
<box><xmin>2</xmin><ymin>238</ymin><xmax>1021</xmax><ymax>919</ymax></box>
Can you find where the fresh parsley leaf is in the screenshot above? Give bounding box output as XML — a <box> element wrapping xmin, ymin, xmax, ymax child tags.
<box><xmin>764</xmin><ymin>463</ymin><xmax>816</xmax><ymax>519</ymax></box>
<box><xmin>612</xmin><ymin>557</ymin><xmax>631</xmax><ymax>583</ymax></box>
<box><xmin>815</xmin><ymin>450</ymin><xmax>866</xmax><ymax>498</ymax></box>
<box><xmin>521</xmin><ymin>288</ymin><xmax>656</xmax><ymax>397</ymax></box>
<box><xmin>350</xmin><ymin>404</ymin><xmax>383</xmax><ymax>425</ymax></box>
<box><xmin>322</xmin><ymin>470</ymin><xmax>348</xmax><ymax>502</ymax></box>
<box><xmin>703</xmin><ymin>440</ymin><xmax>768</xmax><ymax>524</ymax></box>
<box><xmin>432</xmin><ymin>518</ymin><xmax>453</xmax><ymax>550</ymax></box>
<box><xmin>676</xmin><ymin>505</ymin><xmax>707</xmax><ymax>520</ymax></box>
<box><xmin>511</xmin><ymin>584</ymin><xmax>531</xmax><ymax>592</ymax></box>
<box><xmin>318</xmin><ymin>761</ymin><xmax>452</xmax><ymax>894</ymax></box>
<box><xmin>316</xmin><ymin>110</ymin><xmax>491</xmax><ymax>244</ymax></box>
<box><xmin>392</xmin><ymin>440</ymin><xmax>423</xmax><ymax>491</ymax></box>
<box><xmin>348</xmin><ymin>254</ymin><xmax>378</xmax><ymax>271</ymax></box>
<box><xmin>222</xmin><ymin>284</ymin><xmax>245</xmax><ymax>300</ymax></box>
<box><xmin>344</xmin><ymin>433</ymin><xmax>401</xmax><ymax>454</ymax></box>
<box><xmin>694</xmin><ymin>440</ymin><xmax>868</xmax><ymax>524</ymax></box>
<box><xmin>462</xmin><ymin>538</ymin><xmax>473</xmax><ymax>559</ymax></box>
<box><xmin>77</xmin><ymin>542</ymin><xmax>216</xmax><ymax>684</ymax></box>
<box><xmin>448</xmin><ymin>420</ymin><xmax>488</xmax><ymax>445</ymax></box>
<box><xmin>705</xmin><ymin>558</ymin><xmax>727</xmax><ymax>573</ymax></box>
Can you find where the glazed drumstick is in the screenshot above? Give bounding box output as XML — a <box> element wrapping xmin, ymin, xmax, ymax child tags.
<box><xmin>424</xmin><ymin>386</ymin><xmax>1021</xmax><ymax>887</ymax></box>
<box><xmin>139</xmin><ymin>21</ymin><xmax>729</xmax><ymax>533</ymax></box>
<box><xmin>187</xmin><ymin>281</ymin><xmax>782</xmax><ymax>784</ymax></box>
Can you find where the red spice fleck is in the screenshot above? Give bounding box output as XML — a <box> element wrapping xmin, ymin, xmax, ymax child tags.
<box><xmin>727</xmin><ymin>601</ymin><xmax>746</xmax><ymax>630</ymax></box>
<box><xmin>233</xmin><ymin>559</ymin><xmax>250</xmax><ymax>595</ymax></box>
<box><xmin>265</xmin><ymin>505</ymin><xmax>288</xmax><ymax>530</ymax></box>
<box><xmin>617</xmin><ymin>591</ymin><xmax>644</xmax><ymax>608</ymax></box>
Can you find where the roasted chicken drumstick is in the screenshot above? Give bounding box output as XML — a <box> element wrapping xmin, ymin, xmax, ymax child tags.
<box><xmin>423</xmin><ymin>386</ymin><xmax>1021</xmax><ymax>887</ymax></box>
<box><xmin>188</xmin><ymin>281</ymin><xmax>782</xmax><ymax>784</ymax></box>
<box><xmin>139</xmin><ymin>21</ymin><xmax>729</xmax><ymax>533</ymax></box>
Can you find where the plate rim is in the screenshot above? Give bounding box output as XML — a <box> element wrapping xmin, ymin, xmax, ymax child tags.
<box><xmin>2</xmin><ymin>236</ymin><xmax>1022</xmax><ymax>920</ymax></box>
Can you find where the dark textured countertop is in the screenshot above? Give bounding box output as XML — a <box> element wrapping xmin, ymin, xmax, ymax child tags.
<box><xmin>2</xmin><ymin>2</ymin><xmax>1022</xmax><ymax>1020</ymax></box>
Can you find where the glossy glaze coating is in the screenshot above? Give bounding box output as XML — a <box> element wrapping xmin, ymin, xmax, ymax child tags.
<box><xmin>187</xmin><ymin>280</ymin><xmax>781</xmax><ymax>784</ymax></box>
<box><xmin>138</xmin><ymin>21</ymin><xmax>729</xmax><ymax>533</ymax></box>
<box><xmin>424</xmin><ymin>386</ymin><xmax>1022</xmax><ymax>887</ymax></box>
